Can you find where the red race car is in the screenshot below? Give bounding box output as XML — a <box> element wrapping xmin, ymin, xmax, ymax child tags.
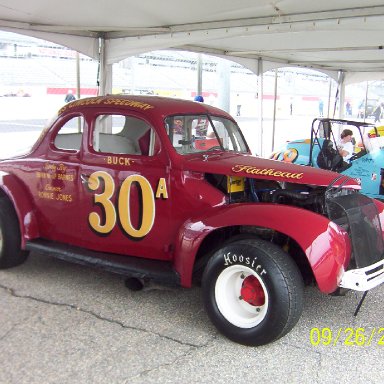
<box><xmin>1</xmin><ymin>95</ymin><xmax>384</xmax><ymax>346</ymax></box>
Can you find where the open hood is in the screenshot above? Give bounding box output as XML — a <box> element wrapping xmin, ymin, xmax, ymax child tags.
<box><xmin>183</xmin><ymin>152</ymin><xmax>360</xmax><ymax>190</ymax></box>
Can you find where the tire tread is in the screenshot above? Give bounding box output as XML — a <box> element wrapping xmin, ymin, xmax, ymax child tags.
<box><xmin>0</xmin><ymin>197</ymin><xmax>29</xmax><ymax>269</ymax></box>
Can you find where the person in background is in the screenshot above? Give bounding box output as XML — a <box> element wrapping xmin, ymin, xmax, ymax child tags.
<box><xmin>236</xmin><ymin>93</ymin><xmax>241</xmax><ymax>116</ymax></box>
<box><xmin>373</xmin><ymin>103</ymin><xmax>383</xmax><ymax>123</ymax></box>
<box><xmin>319</xmin><ymin>99</ymin><xmax>324</xmax><ymax>117</ymax></box>
<box><xmin>346</xmin><ymin>101</ymin><xmax>352</xmax><ymax>117</ymax></box>
<box><xmin>65</xmin><ymin>90</ymin><xmax>76</xmax><ymax>103</ymax></box>
<box><xmin>337</xmin><ymin>129</ymin><xmax>354</xmax><ymax>162</ymax></box>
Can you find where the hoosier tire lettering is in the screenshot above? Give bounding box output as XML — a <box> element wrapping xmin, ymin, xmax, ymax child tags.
<box><xmin>223</xmin><ymin>252</ymin><xmax>267</xmax><ymax>275</ymax></box>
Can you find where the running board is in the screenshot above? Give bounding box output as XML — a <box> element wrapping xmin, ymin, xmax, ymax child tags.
<box><xmin>25</xmin><ymin>239</ymin><xmax>180</xmax><ymax>286</ymax></box>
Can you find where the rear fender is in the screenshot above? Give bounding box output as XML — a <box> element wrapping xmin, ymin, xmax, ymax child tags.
<box><xmin>174</xmin><ymin>203</ymin><xmax>350</xmax><ymax>293</ymax></box>
<box><xmin>0</xmin><ymin>171</ymin><xmax>39</xmax><ymax>246</ymax></box>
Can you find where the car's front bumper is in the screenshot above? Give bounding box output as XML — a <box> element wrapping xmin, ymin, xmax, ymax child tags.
<box><xmin>339</xmin><ymin>258</ymin><xmax>384</xmax><ymax>291</ymax></box>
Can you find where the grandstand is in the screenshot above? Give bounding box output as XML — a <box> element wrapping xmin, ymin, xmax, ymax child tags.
<box><xmin>0</xmin><ymin>30</ymin><xmax>325</xmax><ymax>91</ymax></box>
<box><xmin>0</xmin><ymin>30</ymin><xmax>379</xmax><ymax>119</ymax></box>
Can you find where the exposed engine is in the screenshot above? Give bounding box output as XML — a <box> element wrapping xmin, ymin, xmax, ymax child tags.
<box><xmin>205</xmin><ymin>173</ymin><xmax>337</xmax><ymax>217</ymax></box>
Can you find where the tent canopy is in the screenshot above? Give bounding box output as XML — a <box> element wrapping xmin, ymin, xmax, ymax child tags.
<box><xmin>1</xmin><ymin>1</ymin><xmax>384</xmax><ymax>82</ymax></box>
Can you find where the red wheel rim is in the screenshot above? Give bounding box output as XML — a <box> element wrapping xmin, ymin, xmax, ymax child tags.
<box><xmin>240</xmin><ymin>275</ymin><xmax>265</xmax><ymax>306</ymax></box>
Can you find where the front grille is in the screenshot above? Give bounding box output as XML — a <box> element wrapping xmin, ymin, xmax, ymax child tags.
<box><xmin>326</xmin><ymin>192</ymin><xmax>384</xmax><ymax>269</ymax></box>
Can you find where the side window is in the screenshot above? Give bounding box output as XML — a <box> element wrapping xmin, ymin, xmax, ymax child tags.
<box><xmin>212</xmin><ymin>120</ymin><xmax>229</xmax><ymax>148</ymax></box>
<box><xmin>165</xmin><ymin>115</ymin><xmax>221</xmax><ymax>153</ymax></box>
<box><xmin>54</xmin><ymin>116</ymin><xmax>84</xmax><ymax>151</ymax></box>
<box><xmin>92</xmin><ymin>114</ymin><xmax>158</xmax><ymax>156</ymax></box>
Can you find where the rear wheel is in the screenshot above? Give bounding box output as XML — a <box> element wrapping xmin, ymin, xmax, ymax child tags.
<box><xmin>202</xmin><ymin>238</ymin><xmax>303</xmax><ymax>346</ymax></box>
<box><xmin>0</xmin><ymin>198</ymin><xmax>29</xmax><ymax>269</ymax></box>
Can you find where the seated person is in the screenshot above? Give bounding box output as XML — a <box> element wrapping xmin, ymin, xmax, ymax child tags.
<box><xmin>337</xmin><ymin>128</ymin><xmax>354</xmax><ymax>171</ymax></box>
<box><xmin>337</xmin><ymin>129</ymin><xmax>354</xmax><ymax>162</ymax></box>
<box><xmin>173</xmin><ymin>118</ymin><xmax>183</xmax><ymax>134</ymax></box>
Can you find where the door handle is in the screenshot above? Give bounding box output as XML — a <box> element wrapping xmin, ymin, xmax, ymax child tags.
<box><xmin>80</xmin><ymin>173</ymin><xmax>90</xmax><ymax>184</ymax></box>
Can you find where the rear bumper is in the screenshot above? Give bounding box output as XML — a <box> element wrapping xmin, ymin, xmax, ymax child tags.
<box><xmin>338</xmin><ymin>258</ymin><xmax>384</xmax><ymax>291</ymax></box>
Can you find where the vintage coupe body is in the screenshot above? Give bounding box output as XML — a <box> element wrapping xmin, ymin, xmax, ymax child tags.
<box><xmin>1</xmin><ymin>96</ymin><xmax>384</xmax><ymax>346</ymax></box>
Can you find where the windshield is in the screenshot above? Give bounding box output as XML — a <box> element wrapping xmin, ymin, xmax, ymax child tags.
<box><xmin>165</xmin><ymin>114</ymin><xmax>249</xmax><ymax>155</ymax></box>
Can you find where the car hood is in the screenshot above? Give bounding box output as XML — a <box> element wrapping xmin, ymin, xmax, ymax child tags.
<box><xmin>182</xmin><ymin>152</ymin><xmax>360</xmax><ymax>189</ymax></box>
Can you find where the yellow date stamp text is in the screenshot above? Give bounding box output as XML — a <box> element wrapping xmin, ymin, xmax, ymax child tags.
<box><xmin>309</xmin><ymin>327</ymin><xmax>384</xmax><ymax>346</ymax></box>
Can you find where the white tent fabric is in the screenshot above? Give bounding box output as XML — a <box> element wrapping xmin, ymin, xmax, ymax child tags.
<box><xmin>1</xmin><ymin>0</ymin><xmax>384</xmax><ymax>82</ymax></box>
<box><xmin>2</xmin><ymin>1</ymin><xmax>384</xmax><ymax>155</ymax></box>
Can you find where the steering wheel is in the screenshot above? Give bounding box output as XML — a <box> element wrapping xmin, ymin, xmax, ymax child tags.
<box><xmin>349</xmin><ymin>150</ymin><xmax>367</xmax><ymax>162</ymax></box>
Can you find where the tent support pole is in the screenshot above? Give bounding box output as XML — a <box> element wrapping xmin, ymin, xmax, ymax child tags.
<box><xmin>98</xmin><ymin>36</ymin><xmax>112</xmax><ymax>97</ymax></box>
<box><xmin>364</xmin><ymin>81</ymin><xmax>369</xmax><ymax>121</ymax></box>
<box><xmin>339</xmin><ymin>72</ymin><xmax>346</xmax><ymax>119</ymax></box>
<box><xmin>217</xmin><ymin>59</ymin><xmax>230</xmax><ymax>113</ymax></box>
<box><xmin>76</xmin><ymin>51</ymin><xmax>81</xmax><ymax>100</ymax></box>
<box><xmin>327</xmin><ymin>77</ymin><xmax>332</xmax><ymax>118</ymax></box>
<box><xmin>271</xmin><ymin>68</ymin><xmax>278</xmax><ymax>152</ymax></box>
<box><xmin>197</xmin><ymin>53</ymin><xmax>203</xmax><ymax>97</ymax></box>
<box><xmin>256</xmin><ymin>58</ymin><xmax>264</xmax><ymax>156</ymax></box>
<box><xmin>76</xmin><ymin>51</ymin><xmax>81</xmax><ymax>133</ymax></box>
<box><xmin>332</xmin><ymin>70</ymin><xmax>344</xmax><ymax>118</ymax></box>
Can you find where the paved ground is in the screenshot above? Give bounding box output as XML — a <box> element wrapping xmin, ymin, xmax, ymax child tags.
<box><xmin>0</xmin><ymin>252</ymin><xmax>383</xmax><ymax>384</ymax></box>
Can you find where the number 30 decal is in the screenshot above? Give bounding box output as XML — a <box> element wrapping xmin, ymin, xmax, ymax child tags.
<box><xmin>87</xmin><ymin>171</ymin><xmax>167</xmax><ymax>238</ymax></box>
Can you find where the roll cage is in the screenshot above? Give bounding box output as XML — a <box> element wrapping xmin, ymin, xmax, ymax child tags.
<box><xmin>308</xmin><ymin>118</ymin><xmax>376</xmax><ymax>171</ymax></box>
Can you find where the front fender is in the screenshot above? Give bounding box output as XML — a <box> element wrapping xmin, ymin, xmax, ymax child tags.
<box><xmin>174</xmin><ymin>203</ymin><xmax>350</xmax><ymax>293</ymax></box>
<box><xmin>0</xmin><ymin>171</ymin><xmax>39</xmax><ymax>246</ymax></box>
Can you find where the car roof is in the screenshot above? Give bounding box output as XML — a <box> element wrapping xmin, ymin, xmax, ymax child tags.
<box><xmin>58</xmin><ymin>94</ymin><xmax>233</xmax><ymax>120</ymax></box>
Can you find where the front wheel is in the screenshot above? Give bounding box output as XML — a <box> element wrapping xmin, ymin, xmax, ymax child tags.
<box><xmin>202</xmin><ymin>238</ymin><xmax>303</xmax><ymax>346</ymax></box>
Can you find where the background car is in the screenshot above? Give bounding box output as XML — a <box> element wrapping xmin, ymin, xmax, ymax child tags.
<box><xmin>270</xmin><ymin>118</ymin><xmax>384</xmax><ymax>200</ymax></box>
<box><xmin>357</xmin><ymin>98</ymin><xmax>379</xmax><ymax>118</ymax></box>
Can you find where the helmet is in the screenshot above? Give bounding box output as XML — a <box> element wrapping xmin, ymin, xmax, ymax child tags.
<box><xmin>194</xmin><ymin>95</ymin><xmax>204</xmax><ymax>102</ymax></box>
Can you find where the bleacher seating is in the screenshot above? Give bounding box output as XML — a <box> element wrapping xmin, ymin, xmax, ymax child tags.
<box><xmin>0</xmin><ymin>56</ymin><xmax>98</xmax><ymax>87</ymax></box>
